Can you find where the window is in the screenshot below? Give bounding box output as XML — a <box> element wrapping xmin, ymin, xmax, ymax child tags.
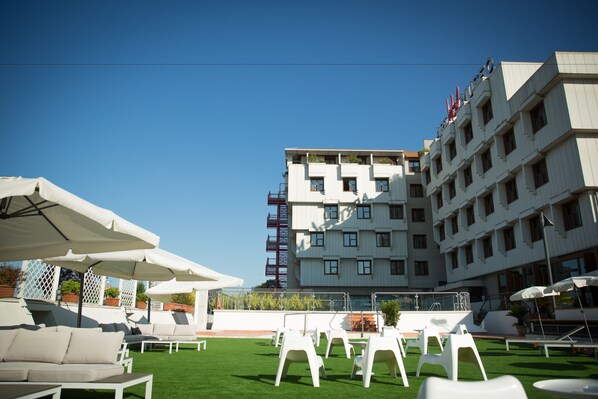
<box><xmin>357</xmin><ymin>260</ymin><xmax>371</xmax><ymax>275</ymax></box>
<box><xmin>410</xmin><ymin>184</ymin><xmax>424</xmax><ymax>198</ymax></box>
<box><xmin>411</xmin><ymin>208</ymin><xmax>425</xmax><ymax>222</ymax></box>
<box><xmin>451</xmin><ymin>215</ymin><xmax>459</xmax><ymax>235</ymax></box>
<box><xmin>435</xmin><ymin>156</ymin><xmax>443</xmax><ymax>174</ymax></box>
<box><xmin>343</xmin><ymin>178</ymin><xmax>357</xmax><ymax>192</ymax></box>
<box><xmin>375</xmin><ymin>178</ymin><xmax>389</xmax><ymax>192</ymax></box>
<box><xmin>503</xmin><ymin>128</ymin><xmax>516</xmax><ymax>155</ymax></box>
<box><xmin>466</xmin><ymin>205</ymin><xmax>475</xmax><ymax>226</ymax></box>
<box><xmin>482</xmin><ymin>99</ymin><xmax>493</xmax><ymax>125</ymax></box>
<box><xmin>562</xmin><ymin>199</ymin><xmax>582</xmax><ymax>231</ymax></box>
<box><xmin>531</xmin><ymin>101</ymin><xmax>547</xmax><ymax>133</ymax></box>
<box><xmin>483</xmin><ymin>237</ymin><xmax>493</xmax><ymax>258</ymax></box>
<box><xmin>533</xmin><ymin>159</ymin><xmax>549</xmax><ymax>188</ymax></box>
<box><xmin>311</xmin><ymin>177</ymin><xmax>324</xmax><ymax>192</ymax></box>
<box><xmin>311</xmin><ymin>232</ymin><xmax>324</xmax><ymax>247</ymax></box>
<box><xmin>389</xmin><ymin>205</ymin><xmax>404</xmax><ymax>220</ymax></box>
<box><xmin>377</xmin><ymin>232</ymin><xmax>391</xmax><ymax>247</ymax></box>
<box><xmin>448</xmin><ymin>141</ymin><xmax>457</xmax><ymax>160</ymax></box>
<box><xmin>414</xmin><ymin>261</ymin><xmax>429</xmax><ymax>276</ymax></box>
<box><xmin>357</xmin><ymin>205</ymin><xmax>371</xmax><ymax>219</ymax></box>
<box><xmin>448</xmin><ymin>180</ymin><xmax>456</xmax><ymax>199</ymax></box>
<box><xmin>438</xmin><ymin>223</ymin><xmax>445</xmax><ymax>241</ymax></box>
<box><xmin>413</xmin><ymin>234</ymin><xmax>427</xmax><ymax>249</ymax></box>
<box><xmin>324</xmin><ymin>260</ymin><xmax>338</xmax><ymax>275</ymax></box>
<box><xmin>484</xmin><ymin>193</ymin><xmax>494</xmax><ymax>216</ymax></box>
<box><xmin>343</xmin><ymin>232</ymin><xmax>358</xmax><ymax>247</ymax></box>
<box><xmin>425</xmin><ymin>171</ymin><xmax>431</xmax><ymax>185</ymax></box>
<box><xmin>436</xmin><ymin>193</ymin><xmax>443</xmax><ymax>209</ymax></box>
<box><xmin>390</xmin><ymin>260</ymin><xmax>405</xmax><ymax>276</ymax></box>
<box><xmin>409</xmin><ymin>159</ymin><xmax>421</xmax><ymax>173</ymax></box>
<box><xmin>324</xmin><ymin>205</ymin><xmax>338</xmax><ymax>219</ymax></box>
<box><xmin>504</xmin><ymin>227</ymin><xmax>516</xmax><ymax>251</ymax></box>
<box><xmin>451</xmin><ymin>251</ymin><xmax>458</xmax><ymax>269</ymax></box>
<box><xmin>530</xmin><ymin>216</ymin><xmax>543</xmax><ymax>242</ymax></box>
<box><xmin>481</xmin><ymin>149</ymin><xmax>492</xmax><ymax>173</ymax></box>
<box><xmin>463</xmin><ymin>165</ymin><xmax>473</xmax><ymax>187</ymax></box>
<box><xmin>463</xmin><ymin>122</ymin><xmax>473</xmax><ymax>144</ymax></box>
<box><xmin>465</xmin><ymin>244</ymin><xmax>474</xmax><ymax>264</ymax></box>
<box><xmin>506</xmin><ymin>178</ymin><xmax>518</xmax><ymax>204</ymax></box>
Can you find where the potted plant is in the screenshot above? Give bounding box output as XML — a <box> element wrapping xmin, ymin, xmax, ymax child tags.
<box><xmin>61</xmin><ymin>280</ymin><xmax>80</xmax><ymax>303</ymax></box>
<box><xmin>0</xmin><ymin>264</ymin><xmax>26</xmax><ymax>298</ymax></box>
<box><xmin>104</xmin><ymin>287</ymin><xmax>120</xmax><ymax>306</ymax></box>
<box><xmin>165</xmin><ymin>292</ymin><xmax>195</xmax><ymax>313</ymax></box>
<box><xmin>136</xmin><ymin>292</ymin><xmax>148</xmax><ymax>309</ymax></box>
<box><xmin>507</xmin><ymin>303</ymin><xmax>529</xmax><ymax>336</ymax></box>
<box><xmin>380</xmin><ymin>299</ymin><xmax>401</xmax><ymax>328</ymax></box>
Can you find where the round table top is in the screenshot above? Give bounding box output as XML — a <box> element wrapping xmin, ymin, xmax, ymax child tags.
<box><xmin>533</xmin><ymin>379</ymin><xmax>598</xmax><ymax>399</ymax></box>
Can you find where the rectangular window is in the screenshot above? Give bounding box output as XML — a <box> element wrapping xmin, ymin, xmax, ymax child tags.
<box><xmin>484</xmin><ymin>193</ymin><xmax>494</xmax><ymax>216</ymax></box>
<box><xmin>324</xmin><ymin>260</ymin><xmax>338</xmax><ymax>275</ymax></box>
<box><xmin>410</xmin><ymin>184</ymin><xmax>424</xmax><ymax>198</ymax></box>
<box><xmin>377</xmin><ymin>232</ymin><xmax>391</xmax><ymax>247</ymax></box>
<box><xmin>531</xmin><ymin>101</ymin><xmax>547</xmax><ymax>133</ymax></box>
<box><xmin>482</xmin><ymin>99</ymin><xmax>493</xmax><ymax>125</ymax></box>
<box><xmin>530</xmin><ymin>216</ymin><xmax>543</xmax><ymax>242</ymax></box>
<box><xmin>466</xmin><ymin>205</ymin><xmax>475</xmax><ymax>226</ymax></box>
<box><xmin>463</xmin><ymin>122</ymin><xmax>473</xmax><ymax>144</ymax></box>
<box><xmin>483</xmin><ymin>237</ymin><xmax>493</xmax><ymax>258</ymax></box>
<box><xmin>451</xmin><ymin>251</ymin><xmax>458</xmax><ymax>269</ymax></box>
<box><xmin>448</xmin><ymin>180</ymin><xmax>456</xmax><ymax>199</ymax></box>
<box><xmin>436</xmin><ymin>193</ymin><xmax>443</xmax><ymax>209</ymax></box>
<box><xmin>343</xmin><ymin>232</ymin><xmax>358</xmax><ymax>247</ymax></box>
<box><xmin>438</xmin><ymin>224</ymin><xmax>445</xmax><ymax>241</ymax></box>
<box><xmin>390</xmin><ymin>260</ymin><xmax>405</xmax><ymax>276</ymax></box>
<box><xmin>562</xmin><ymin>199</ymin><xmax>582</xmax><ymax>231</ymax></box>
<box><xmin>533</xmin><ymin>159</ymin><xmax>549</xmax><ymax>188</ymax></box>
<box><xmin>463</xmin><ymin>165</ymin><xmax>473</xmax><ymax>187</ymax></box>
<box><xmin>409</xmin><ymin>160</ymin><xmax>421</xmax><ymax>173</ymax></box>
<box><xmin>375</xmin><ymin>178</ymin><xmax>389</xmax><ymax>192</ymax></box>
<box><xmin>411</xmin><ymin>208</ymin><xmax>425</xmax><ymax>223</ymax></box>
<box><xmin>324</xmin><ymin>205</ymin><xmax>338</xmax><ymax>220</ymax></box>
<box><xmin>503</xmin><ymin>128</ymin><xmax>516</xmax><ymax>155</ymax></box>
<box><xmin>506</xmin><ymin>178</ymin><xmax>518</xmax><ymax>204</ymax></box>
<box><xmin>414</xmin><ymin>261</ymin><xmax>429</xmax><ymax>276</ymax></box>
<box><xmin>425</xmin><ymin>171</ymin><xmax>431</xmax><ymax>185</ymax></box>
<box><xmin>448</xmin><ymin>141</ymin><xmax>457</xmax><ymax>160</ymax></box>
<box><xmin>357</xmin><ymin>260</ymin><xmax>371</xmax><ymax>275</ymax></box>
<box><xmin>343</xmin><ymin>178</ymin><xmax>357</xmax><ymax>192</ymax></box>
<box><xmin>311</xmin><ymin>177</ymin><xmax>324</xmax><ymax>192</ymax></box>
<box><xmin>389</xmin><ymin>205</ymin><xmax>404</xmax><ymax>220</ymax></box>
<box><xmin>465</xmin><ymin>245</ymin><xmax>473</xmax><ymax>264</ymax></box>
<box><xmin>311</xmin><ymin>232</ymin><xmax>324</xmax><ymax>247</ymax></box>
<box><xmin>413</xmin><ymin>234</ymin><xmax>427</xmax><ymax>249</ymax></box>
<box><xmin>451</xmin><ymin>215</ymin><xmax>459</xmax><ymax>235</ymax></box>
<box><xmin>481</xmin><ymin>149</ymin><xmax>492</xmax><ymax>173</ymax></box>
<box><xmin>504</xmin><ymin>227</ymin><xmax>516</xmax><ymax>251</ymax></box>
<box><xmin>435</xmin><ymin>156</ymin><xmax>443</xmax><ymax>174</ymax></box>
<box><xmin>357</xmin><ymin>205</ymin><xmax>371</xmax><ymax>219</ymax></box>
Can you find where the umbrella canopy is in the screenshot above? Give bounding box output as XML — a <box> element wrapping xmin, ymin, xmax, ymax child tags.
<box><xmin>0</xmin><ymin>176</ymin><xmax>159</xmax><ymax>261</ymax></box>
<box><xmin>44</xmin><ymin>248</ymin><xmax>223</xmax><ymax>282</ymax></box>
<box><xmin>146</xmin><ymin>274</ymin><xmax>243</xmax><ymax>304</ymax></box>
<box><xmin>510</xmin><ymin>286</ymin><xmax>558</xmax><ymax>301</ymax></box>
<box><xmin>550</xmin><ymin>275</ymin><xmax>598</xmax><ymax>293</ymax></box>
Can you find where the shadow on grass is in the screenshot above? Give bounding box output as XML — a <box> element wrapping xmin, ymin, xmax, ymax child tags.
<box><xmin>231</xmin><ymin>372</ymin><xmax>406</xmax><ymax>387</ymax></box>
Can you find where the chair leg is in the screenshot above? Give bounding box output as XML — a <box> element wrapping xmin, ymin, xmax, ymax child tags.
<box><xmin>275</xmin><ymin>358</ymin><xmax>288</xmax><ymax>386</ymax></box>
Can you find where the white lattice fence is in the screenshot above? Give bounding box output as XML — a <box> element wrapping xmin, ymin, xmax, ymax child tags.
<box><xmin>119</xmin><ymin>279</ymin><xmax>136</xmax><ymax>307</ymax></box>
<box><xmin>83</xmin><ymin>268</ymin><xmax>105</xmax><ymax>305</ymax></box>
<box><xmin>149</xmin><ymin>281</ymin><xmax>163</xmax><ymax>310</ymax></box>
<box><xmin>18</xmin><ymin>260</ymin><xmax>60</xmax><ymax>300</ymax></box>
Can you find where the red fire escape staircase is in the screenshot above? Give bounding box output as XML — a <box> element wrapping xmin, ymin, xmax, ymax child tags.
<box><xmin>266</xmin><ymin>184</ymin><xmax>288</xmax><ymax>288</ymax></box>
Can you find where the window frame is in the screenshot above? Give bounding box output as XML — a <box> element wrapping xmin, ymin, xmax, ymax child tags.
<box><xmin>409</xmin><ymin>159</ymin><xmax>421</xmax><ymax>173</ymax></box>
<box><xmin>357</xmin><ymin>205</ymin><xmax>371</xmax><ymax>219</ymax></box>
<box><xmin>411</xmin><ymin>208</ymin><xmax>425</xmax><ymax>223</ymax></box>
<box><xmin>483</xmin><ymin>236</ymin><xmax>493</xmax><ymax>258</ymax></box>
<box><xmin>310</xmin><ymin>232</ymin><xmax>324</xmax><ymax>247</ymax></box>
<box><xmin>389</xmin><ymin>205</ymin><xmax>404</xmax><ymax>220</ymax></box>
<box><xmin>375</xmin><ymin>178</ymin><xmax>389</xmax><ymax>192</ymax></box>
<box><xmin>357</xmin><ymin>260</ymin><xmax>372</xmax><ymax>275</ymax></box>
<box><xmin>532</xmin><ymin>159</ymin><xmax>549</xmax><ymax>189</ymax></box>
<box><xmin>414</xmin><ymin>261</ymin><xmax>429</xmax><ymax>276</ymax></box>
<box><xmin>342</xmin><ymin>177</ymin><xmax>357</xmax><ymax>192</ymax></box>
<box><xmin>484</xmin><ymin>193</ymin><xmax>495</xmax><ymax>216</ymax></box>
<box><xmin>413</xmin><ymin>234</ymin><xmax>427</xmax><ymax>249</ymax></box>
<box><xmin>530</xmin><ymin>216</ymin><xmax>543</xmax><ymax>242</ymax></box>
<box><xmin>310</xmin><ymin>177</ymin><xmax>324</xmax><ymax>192</ymax></box>
<box><xmin>463</xmin><ymin>165</ymin><xmax>473</xmax><ymax>187</ymax></box>
<box><xmin>376</xmin><ymin>232</ymin><xmax>391</xmax><ymax>247</ymax></box>
<box><xmin>324</xmin><ymin>260</ymin><xmax>338</xmax><ymax>275</ymax></box>
<box><xmin>466</xmin><ymin>205</ymin><xmax>475</xmax><ymax>226</ymax></box>
<box><xmin>503</xmin><ymin>128</ymin><xmax>516</xmax><ymax>155</ymax></box>
<box><xmin>506</xmin><ymin>178</ymin><xmax>518</xmax><ymax>204</ymax></box>
<box><xmin>481</xmin><ymin>148</ymin><xmax>492</xmax><ymax>173</ymax></box>
<box><xmin>390</xmin><ymin>260</ymin><xmax>405</xmax><ymax>276</ymax></box>
<box><xmin>504</xmin><ymin>227</ymin><xmax>516</xmax><ymax>251</ymax></box>
<box><xmin>465</xmin><ymin>244</ymin><xmax>473</xmax><ymax>264</ymax></box>
<box><xmin>343</xmin><ymin>232</ymin><xmax>358</xmax><ymax>247</ymax></box>
<box><xmin>324</xmin><ymin>205</ymin><xmax>338</xmax><ymax>220</ymax></box>
<box><xmin>562</xmin><ymin>199</ymin><xmax>583</xmax><ymax>231</ymax></box>
<box><xmin>463</xmin><ymin>122</ymin><xmax>473</xmax><ymax>144</ymax></box>
<box><xmin>482</xmin><ymin>99</ymin><xmax>494</xmax><ymax>125</ymax></box>
<box><xmin>531</xmin><ymin>101</ymin><xmax>547</xmax><ymax>133</ymax></box>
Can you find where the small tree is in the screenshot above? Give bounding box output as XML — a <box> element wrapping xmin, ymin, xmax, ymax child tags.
<box><xmin>0</xmin><ymin>264</ymin><xmax>26</xmax><ymax>286</ymax></box>
<box><xmin>171</xmin><ymin>292</ymin><xmax>195</xmax><ymax>306</ymax></box>
<box><xmin>380</xmin><ymin>300</ymin><xmax>401</xmax><ymax>327</ymax></box>
<box><xmin>507</xmin><ymin>303</ymin><xmax>529</xmax><ymax>327</ymax></box>
<box><xmin>61</xmin><ymin>280</ymin><xmax>80</xmax><ymax>294</ymax></box>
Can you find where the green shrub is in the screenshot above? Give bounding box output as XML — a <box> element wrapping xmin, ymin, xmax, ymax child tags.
<box><xmin>378</xmin><ymin>157</ymin><xmax>394</xmax><ymax>164</ymax></box>
<box><xmin>105</xmin><ymin>287</ymin><xmax>120</xmax><ymax>298</ymax></box>
<box><xmin>61</xmin><ymin>280</ymin><xmax>80</xmax><ymax>294</ymax></box>
<box><xmin>307</xmin><ymin>154</ymin><xmax>324</xmax><ymax>163</ymax></box>
<box><xmin>380</xmin><ymin>300</ymin><xmax>401</xmax><ymax>327</ymax></box>
<box><xmin>136</xmin><ymin>292</ymin><xmax>148</xmax><ymax>302</ymax></box>
<box><xmin>507</xmin><ymin>303</ymin><xmax>529</xmax><ymax>326</ymax></box>
<box><xmin>171</xmin><ymin>292</ymin><xmax>195</xmax><ymax>306</ymax></box>
<box><xmin>0</xmin><ymin>264</ymin><xmax>26</xmax><ymax>286</ymax></box>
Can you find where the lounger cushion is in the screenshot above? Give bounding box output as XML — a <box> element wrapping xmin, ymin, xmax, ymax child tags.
<box><xmin>99</xmin><ymin>323</ymin><xmax>117</xmax><ymax>332</ymax></box>
<box><xmin>0</xmin><ymin>330</ymin><xmax>18</xmax><ymax>360</ymax></box>
<box><xmin>174</xmin><ymin>325</ymin><xmax>196</xmax><ymax>336</ymax></box>
<box><xmin>4</xmin><ymin>331</ymin><xmax>71</xmax><ymax>364</ymax></box>
<box><xmin>137</xmin><ymin>324</ymin><xmax>154</xmax><ymax>335</ymax></box>
<box><xmin>37</xmin><ymin>326</ymin><xmax>58</xmax><ymax>332</ymax></box>
<box><xmin>62</xmin><ymin>331</ymin><xmax>124</xmax><ymax>364</ymax></box>
<box><xmin>114</xmin><ymin>323</ymin><xmax>132</xmax><ymax>335</ymax></box>
<box><xmin>153</xmin><ymin>324</ymin><xmax>176</xmax><ymax>336</ymax></box>
<box><xmin>28</xmin><ymin>364</ymin><xmax>124</xmax><ymax>382</ymax></box>
<box><xmin>0</xmin><ymin>362</ymin><xmax>51</xmax><ymax>381</ymax></box>
<box><xmin>57</xmin><ymin>326</ymin><xmax>102</xmax><ymax>333</ymax></box>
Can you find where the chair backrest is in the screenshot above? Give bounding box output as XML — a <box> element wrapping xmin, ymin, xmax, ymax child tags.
<box><xmin>417</xmin><ymin>375</ymin><xmax>527</xmax><ymax>399</ymax></box>
<box><xmin>364</xmin><ymin>335</ymin><xmax>401</xmax><ymax>362</ymax></box>
<box><xmin>280</xmin><ymin>335</ymin><xmax>317</xmax><ymax>362</ymax></box>
<box><xmin>443</xmin><ymin>333</ymin><xmax>479</xmax><ymax>363</ymax></box>
<box><xmin>328</xmin><ymin>329</ymin><xmax>348</xmax><ymax>341</ymax></box>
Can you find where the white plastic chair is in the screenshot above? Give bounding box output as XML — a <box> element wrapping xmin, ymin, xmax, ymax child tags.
<box><xmin>271</xmin><ymin>326</ymin><xmax>290</xmax><ymax>347</ymax></box>
<box><xmin>417</xmin><ymin>333</ymin><xmax>487</xmax><ymax>381</ymax></box>
<box><xmin>441</xmin><ymin>324</ymin><xmax>469</xmax><ymax>345</ymax></box>
<box><xmin>278</xmin><ymin>330</ymin><xmax>302</xmax><ymax>357</ymax></box>
<box><xmin>350</xmin><ymin>335</ymin><xmax>409</xmax><ymax>388</ymax></box>
<box><xmin>325</xmin><ymin>329</ymin><xmax>355</xmax><ymax>359</ymax></box>
<box><xmin>381</xmin><ymin>326</ymin><xmax>407</xmax><ymax>357</ymax></box>
<box><xmin>275</xmin><ymin>335</ymin><xmax>326</xmax><ymax>387</ymax></box>
<box><xmin>405</xmin><ymin>325</ymin><xmax>443</xmax><ymax>354</ymax></box>
<box><xmin>417</xmin><ymin>375</ymin><xmax>527</xmax><ymax>399</ymax></box>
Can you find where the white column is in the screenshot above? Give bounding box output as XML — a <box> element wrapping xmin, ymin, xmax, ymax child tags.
<box><xmin>194</xmin><ymin>290</ymin><xmax>209</xmax><ymax>332</ymax></box>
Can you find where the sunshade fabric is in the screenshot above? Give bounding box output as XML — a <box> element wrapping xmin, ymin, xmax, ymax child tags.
<box><xmin>550</xmin><ymin>275</ymin><xmax>598</xmax><ymax>292</ymax></box>
<box><xmin>509</xmin><ymin>286</ymin><xmax>558</xmax><ymax>301</ymax></box>
<box><xmin>146</xmin><ymin>274</ymin><xmax>243</xmax><ymax>303</ymax></box>
<box><xmin>44</xmin><ymin>248</ymin><xmax>222</xmax><ymax>282</ymax></box>
<box><xmin>0</xmin><ymin>177</ymin><xmax>159</xmax><ymax>261</ymax></box>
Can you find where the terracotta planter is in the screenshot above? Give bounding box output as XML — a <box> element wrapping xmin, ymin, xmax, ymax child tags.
<box><xmin>104</xmin><ymin>297</ymin><xmax>120</xmax><ymax>307</ymax></box>
<box><xmin>0</xmin><ymin>285</ymin><xmax>15</xmax><ymax>298</ymax></box>
<box><xmin>164</xmin><ymin>303</ymin><xmax>194</xmax><ymax>313</ymax></box>
<box><xmin>136</xmin><ymin>301</ymin><xmax>147</xmax><ymax>309</ymax></box>
<box><xmin>62</xmin><ymin>293</ymin><xmax>80</xmax><ymax>303</ymax></box>
<box><xmin>515</xmin><ymin>325</ymin><xmax>527</xmax><ymax>336</ymax></box>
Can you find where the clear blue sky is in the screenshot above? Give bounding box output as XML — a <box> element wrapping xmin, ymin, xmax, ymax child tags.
<box><xmin>1</xmin><ymin>0</ymin><xmax>597</xmax><ymax>288</ymax></box>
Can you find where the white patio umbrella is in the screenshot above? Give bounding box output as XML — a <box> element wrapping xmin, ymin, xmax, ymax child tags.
<box><xmin>44</xmin><ymin>248</ymin><xmax>222</xmax><ymax>326</ymax></box>
<box><xmin>549</xmin><ymin>274</ymin><xmax>598</xmax><ymax>343</ymax></box>
<box><xmin>0</xmin><ymin>177</ymin><xmax>160</xmax><ymax>261</ymax></box>
<box><xmin>510</xmin><ymin>286</ymin><xmax>559</xmax><ymax>338</ymax></box>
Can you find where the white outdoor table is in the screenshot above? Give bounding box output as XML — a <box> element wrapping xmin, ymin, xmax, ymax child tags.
<box><xmin>533</xmin><ymin>379</ymin><xmax>598</xmax><ymax>398</ymax></box>
<box><xmin>141</xmin><ymin>340</ymin><xmax>175</xmax><ymax>354</ymax></box>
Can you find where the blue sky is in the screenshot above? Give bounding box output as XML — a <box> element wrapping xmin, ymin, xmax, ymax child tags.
<box><xmin>1</xmin><ymin>0</ymin><xmax>597</xmax><ymax>288</ymax></box>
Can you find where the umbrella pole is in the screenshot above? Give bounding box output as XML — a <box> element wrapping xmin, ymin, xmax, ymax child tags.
<box><xmin>76</xmin><ymin>271</ymin><xmax>84</xmax><ymax>328</ymax></box>
<box><xmin>576</xmin><ymin>289</ymin><xmax>593</xmax><ymax>344</ymax></box>
<box><xmin>534</xmin><ymin>299</ymin><xmax>546</xmax><ymax>338</ymax></box>
<box><xmin>147</xmin><ymin>297</ymin><xmax>151</xmax><ymax>323</ymax></box>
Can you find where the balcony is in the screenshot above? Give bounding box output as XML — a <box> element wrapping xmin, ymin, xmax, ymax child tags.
<box><xmin>267</xmin><ymin>213</ymin><xmax>288</xmax><ymax>227</ymax></box>
<box><xmin>266</xmin><ymin>235</ymin><xmax>288</xmax><ymax>251</ymax></box>
<box><xmin>267</xmin><ymin>190</ymin><xmax>287</xmax><ymax>205</ymax></box>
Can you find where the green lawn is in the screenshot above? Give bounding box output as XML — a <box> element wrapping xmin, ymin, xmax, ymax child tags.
<box><xmin>61</xmin><ymin>337</ymin><xmax>598</xmax><ymax>398</ymax></box>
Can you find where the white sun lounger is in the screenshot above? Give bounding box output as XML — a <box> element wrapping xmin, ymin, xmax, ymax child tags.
<box><xmin>505</xmin><ymin>325</ymin><xmax>585</xmax><ymax>351</ymax></box>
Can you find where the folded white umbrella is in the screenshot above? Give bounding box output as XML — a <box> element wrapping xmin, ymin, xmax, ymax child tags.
<box><xmin>146</xmin><ymin>274</ymin><xmax>244</xmax><ymax>304</ymax></box>
<box><xmin>0</xmin><ymin>176</ymin><xmax>159</xmax><ymax>261</ymax></box>
<box><xmin>510</xmin><ymin>286</ymin><xmax>559</xmax><ymax>338</ymax></box>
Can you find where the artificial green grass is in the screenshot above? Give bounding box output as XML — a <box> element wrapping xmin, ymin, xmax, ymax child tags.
<box><xmin>61</xmin><ymin>337</ymin><xmax>598</xmax><ymax>398</ymax></box>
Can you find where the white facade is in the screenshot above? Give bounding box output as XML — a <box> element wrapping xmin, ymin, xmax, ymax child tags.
<box><xmin>421</xmin><ymin>52</ymin><xmax>598</xmax><ymax>300</ymax></box>
<box><xmin>285</xmin><ymin>148</ymin><xmax>444</xmax><ymax>296</ymax></box>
